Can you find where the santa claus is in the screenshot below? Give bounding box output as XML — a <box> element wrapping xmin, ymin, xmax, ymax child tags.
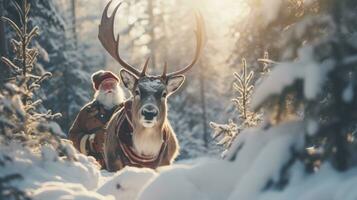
<box><xmin>69</xmin><ymin>70</ymin><xmax>125</xmax><ymax>168</ymax></box>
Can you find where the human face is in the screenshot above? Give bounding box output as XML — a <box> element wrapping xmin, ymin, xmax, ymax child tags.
<box><xmin>99</xmin><ymin>78</ymin><xmax>118</xmax><ymax>93</ymax></box>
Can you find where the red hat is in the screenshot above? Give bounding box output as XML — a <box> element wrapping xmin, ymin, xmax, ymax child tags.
<box><xmin>91</xmin><ymin>70</ymin><xmax>120</xmax><ymax>90</ymax></box>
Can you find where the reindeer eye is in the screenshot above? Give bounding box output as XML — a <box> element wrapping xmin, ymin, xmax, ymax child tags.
<box><xmin>162</xmin><ymin>91</ymin><xmax>167</xmax><ymax>98</ymax></box>
<box><xmin>135</xmin><ymin>89</ymin><xmax>140</xmax><ymax>96</ymax></box>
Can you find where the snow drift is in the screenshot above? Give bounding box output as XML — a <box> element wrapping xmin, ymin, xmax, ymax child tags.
<box><xmin>2</xmin><ymin>121</ymin><xmax>357</xmax><ymax>200</ymax></box>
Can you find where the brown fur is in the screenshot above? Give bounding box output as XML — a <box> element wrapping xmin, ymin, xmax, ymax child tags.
<box><xmin>69</xmin><ymin>101</ymin><xmax>121</xmax><ymax>167</ymax></box>
<box><xmin>104</xmin><ymin>100</ymin><xmax>179</xmax><ymax>172</ymax></box>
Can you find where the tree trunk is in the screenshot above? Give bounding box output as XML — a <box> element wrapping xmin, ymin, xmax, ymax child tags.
<box><xmin>0</xmin><ymin>0</ymin><xmax>9</xmax><ymax>82</ymax></box>
<box><xmin>71</xmin><ymin>0</ymin><xmax>77</xmax><ymax>49</ymax></box>
<box><xmin>199</xmin><ymin>60</ymin><xmax>209</xmax><ymax>149</ymax></box>
<box><xmin>147</xmin><ymin>0</ymin><xmax>156</xmax><ymax>71</ymax></box>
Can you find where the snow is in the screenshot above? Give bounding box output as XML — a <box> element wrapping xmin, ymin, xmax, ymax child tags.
<box><xmin>35</xmin><ymin>41</ymin><xmax>50</xmax><ymax>62</ymax></box>
<box><xmin>139</xmin><ymin>160</ymin><xmax>236</xmax><ymax>200</ymax></box>
<box><xmin>137</xmin><ymin>121</ymin><xmax>304</xmax><ymax>200</ymax></box>
<box><xmin>228</xmin><ymin>123</ymin><xmax>303</xmax><ymax>200</ymax></box>
<box><xmin>306</xmin><ymin>119</ymin><xmax>318</xmax><ymax>136</ymax></box>
<box><xmin>33</xmin><ymin>182</ymin><xmax>112</xmax><ymax>200</ymax></box>
<box><xmin>1</xmin><ymin>84</ymin><xmax>26</xmax><ymax>117</ymax></box>
<box><xmin>210</xmin><ymin>120</ymin><xmax>238</xmax><ymax>149</ymax></box>
<box><xmin>2</xmin><ymin>120</ymin><xmax>357</xmax><ymax>200</ymax></box>
<box><xmin>97</xmin><ymin>167</ymin><xmax>157</xmax><ymax>200</ymax></box>
<box><xmin>342</xmin><ymin>82</ymin><xmax>354</xmax><ymax>103</ymax></box>
<box><xmin>136</xmin><ymin>121</ymin><xmax>357</xmax><ymax>200</ymax></box>
<box><xmin>45</xmin><ymin>121</ymin><xmax>67</xmax><ymax>137</ymax></box>
<box><xmin>0</xmin><ymin>142</ymin><xmax>104</xmax><ymax>199</ymax></box>
<box><xmin>0</xmin><ymin>141</ymin><xmax>156</xmax><ymax>200</ymax></box>
<box><xmin>252</xmin><ymin>46</ymin><xmax>334</xmax><ymax>109</ymax></box>
<box><xmin>259</xmin><ymin>163</ymin><xmax>357</xmax><ymax>200</ymax></box>
<box><xmin>2</xmin><ymin>0</ymin><xmax>353</xmax><ymax>199</ymax></box>
<box><xmin>139</xmin><ymin>78</ymin><xmax>165</xmax><ymax>93</ymax></box>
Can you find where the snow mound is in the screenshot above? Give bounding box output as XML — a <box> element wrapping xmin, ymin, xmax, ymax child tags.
<box><xmin>228</xmin><ymin>121</ymin><xmax>304</xmax><ymax>200</ymax></box>
<box><xmin>3</xmin><ymin>121</ymin><xmax>357</xmax><ymax>200</ymax></box>
<box><xmin>139</xmin><ymin>159</ymin><xmax>237</xmax><ymax>200</ymax></box>
<box><xmin>33</xmin><ymin>182</ymin><xmax>113</xmax><ymax>200</ymax></box>
<box><xmin>258</xmin><ymin>163</ymin><xmax>357</xmax><ymax>200</ymax></box>
<box><xmin>97</xmin><ymin>167</ymin><xmax>157</xmax><ymax>200</ymax></box>
<box><xmin>137</xmin><ymin>121</ymin><xmax>357</xmax><ymax>200</ymax></box>
<box><xmin>0</xmin><ymin>143</ymin><xmax>105</xmax><ymax>200</ymax></box>
<box><xmin>0</xmin><ymin>142</ymin><xmax>157</xmax><ymax>200</ymax></box>
<box><xmin>139</xmin><ymin>121</ymin><xmax>305</xmax><ymax>200</ymax></box>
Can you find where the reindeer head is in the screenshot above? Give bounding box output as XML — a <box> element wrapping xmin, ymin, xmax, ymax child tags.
<box><xmin>98</xmin><ymin>1</ymin><xmax>204</xmax><ymax>129</ymax></box>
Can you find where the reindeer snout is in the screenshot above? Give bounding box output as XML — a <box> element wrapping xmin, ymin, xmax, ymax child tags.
<box><xmin>141</xmin><ymin>105</ymin><xmax>158</xmax><ymax>120</ymax></box>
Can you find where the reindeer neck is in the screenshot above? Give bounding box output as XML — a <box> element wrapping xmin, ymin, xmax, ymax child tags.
<box><xmin>131</xmin><ymin>124</ymin><xmax>165</xmax><ymax>157</ymax></box>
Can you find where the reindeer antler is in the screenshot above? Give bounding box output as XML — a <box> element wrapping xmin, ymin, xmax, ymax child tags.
<box><xmin>98</xmin><ymin>1</ymin><xmax>141</xmax><ymax>77</ymax></box>
<box><xmin>99</xmin><ymin>1</ymin><xmax>205</xmax><ymax>78</ymax></box>
<box><xmin>164</xmin><ymin>12</ymin><xmax>205</xmax><ymax>78</ymax></box>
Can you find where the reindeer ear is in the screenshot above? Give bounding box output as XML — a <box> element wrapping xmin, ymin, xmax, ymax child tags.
<box><xmin>167</xmin><ymin>75</ymin><xmax>185</xmax><ymax>95</ymax></box>
<box><xmin>120</xmin><ymin>69</ymin><xmax>137</xmax><ymax>91</ymax></box>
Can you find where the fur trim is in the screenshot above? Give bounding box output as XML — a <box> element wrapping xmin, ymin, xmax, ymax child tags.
<box><xmin>92</xmin><ymin>70</ymin><xmax>120</xmax><ymax>90</ymax></box>
<box><xmin>80</xmin><ymin>134</ymin><xmax>89</xmax><ymax>155</ymax></box>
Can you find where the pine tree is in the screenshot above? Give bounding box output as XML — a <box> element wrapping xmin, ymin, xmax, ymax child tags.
<box><xmin>0</xmin><ymin>0</ymin><xmax>8</xmax><ymax>83</ymax></box>
<box><xmin>226</xmin><ymin>2</ymin><xmax>357</xmax><ymax>191</ymax></box>
<box><xmin>1</xmin><ymin>0</ymin><xmax>63</xmax><ymax>143</ymax></box>
<box><xmin>210</xmin><ymin>58</ymin><xmax>261</xmax><ymax>155</ymax></box>
<box><xmin>248</xmin><ymin>0</ymin><xmax>357</xmax><ymax>173</ymax></box>
<box><xmin>232</xmin><ymin>59</ymin><xmax>255</xmax><ymax>124</ymax></box>
<box><xmin>210</xmin><ymin>120</ymin><xmax>238</xmax><ymax>151</ymax></box>
<box><xmin>0</xmin><ymin>0</ymin><xmax>73</xmax><ymax>198</ymax></box>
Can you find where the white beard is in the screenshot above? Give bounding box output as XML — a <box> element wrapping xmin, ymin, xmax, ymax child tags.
<box><xmin>94</xmin><ymin>85</ymin><xmax>124</xmax><ymax>109</ymax></box>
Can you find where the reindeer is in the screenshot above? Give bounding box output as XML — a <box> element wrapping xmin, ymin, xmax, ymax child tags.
<box><xmin>98</xmin><ymin>1</ymin><xmax>204</xmax><ymax>172</ymax></box>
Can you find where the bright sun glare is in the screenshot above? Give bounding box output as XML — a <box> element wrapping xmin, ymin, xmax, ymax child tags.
<box><xmin>104</xmin><ymin>0</ymin><xmax>250</xmax><ymax>70</ymax></box>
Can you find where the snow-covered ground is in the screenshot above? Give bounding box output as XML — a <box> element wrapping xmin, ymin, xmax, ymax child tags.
<box><xmin>2</xmin><ymin>121</ymin><xmax>357</xmax><ymax>200</ymax></box>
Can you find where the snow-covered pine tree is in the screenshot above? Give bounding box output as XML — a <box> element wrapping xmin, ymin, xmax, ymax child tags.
<box><xmin>0</xmin><ymin>0</ymin><xmax>74</xmax><ymax>198</ymax></box>
<box><xmin>210</xmin><ymin>58</ymin><xmax>261</xmax><ymax>156</ymax></box>
<box><xmin>226</xmin><ymin>0</ymin><xmax>357</xmax><ymax>189</ymax></box>
<box><xmin>4</xmin><ymin>0</ymin><xmax>93</xmax><ymax>132</ymax></box>
<box><xmin>300</xmin><ymin>0</ymin><xmax>357</xmax><ymax>172</ymax></box>
<box><xmin>22</xmin><ymin>0</ymin><xmax>92</xmax><ymax>131</ymax></box>
<box><xmin>207</xmin><ymin>0</ymin><xmax>357</xmax><ymax>193</ymax></box>
<box><xmin>210</xmin><ymin>120</ymin><xmax>238</xmax><ymax>151</ymax></box>
<box><xmin>232</xmin><ymin>59</ymin><xmax>257</xmax><ymax>125</ymax></box>
<box><xmin>1</xmin><ymin>0</ymin><xmax>63</xmax><ymax>142</ymax></box>
<box><xmin>44</xmin><ymin>37</ymin><xmax>91</xmax><ymax>131</ymax></box>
